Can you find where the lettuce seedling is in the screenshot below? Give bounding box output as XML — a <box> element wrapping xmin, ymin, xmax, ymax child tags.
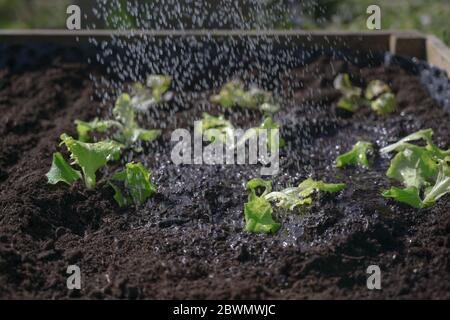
<box><xmin>247</xmin><ymin>178</ymin><xmax>345</xmax><ymax>213</ymax></box>
<box><xmin>243</xmin><ymin>177</ymin><xmax>345</xmax><ymax>234</ymax></box>
<box><xmin>337</xmin><ymin>95</ymin><xmax>365</xmax><ymax>113</ymax></box>
<box><xmin>365</xmin><ymin>80</ymin><xmax>391</xmax><ymax>100</ymax></box>
<box><xmin>334</xmin><ymin>73</ymin><xmax>362</xmax><ymax>96</ymax></box>
<box><xmin>112</xmin><ymin>93</ymin><xmax>161</xmax><ymax>146</ymax></box>
<box><xmin>131</xmin><ymin>75</ymin><xmax>172</xmax><ymax>110</ymax></box>
<box><xmin>46</xmin><ymin>152</ymin><xmax>82</xmax><ymax>186</ymax></box>
<box><xmin>146</xmin><ymin>75</ymin><xmax>172</xmax><ymax>103</ymax></box>
<box><xmin>334</xmin><ymin>73</ymin><xmax>364</xmax><ymax>112</ymax></box>
<box><xmin>244</xmin><ymin>178</ymin><xmax>280</xmax><ymax>234</ymax></box>
<box><xmin>265</xmin><ymin>178</ymin><xmax>346</xmax><ymax>211</ymax></box>
<box><xmin>371</xmin><ymin>92</ymin><xmax>397</xmax><ymax>116</ymax></box>
<box><xmin>59</xmin><ymin>134</ymin><xmax>122</xmax><ymax>189</ymax></box>
<box><xmin>244</xmin><ymin>196</ymin><xmax>281</xmax><ymax>234</ymax></box>
<box><xmin>210</xmin><ymin>80</ymin><xmax>279</xmax><ymax>113</ymax></box>
<box><xmin>365</xmin><ymin>80</ymin><xmax>397</xmax><ymax>116</ymax></box>
<box><xmin>336</xmin><ymin>141</ymin><xmax>373</xmax><ymax>168</ymax></box>
<box><xmin>381</xmin><ymin>129</ymin><xmax>450</xmax><ymax>208</ymax></box>
<box><xmin>386</xmin><ymin>145</ymin><xmax>438</xmax><ymax>189</ymax></box>
<box><xmin>383</xmin><ymin>161</ymin><xmax>450</xmax><ymax>209</ymax></box>
<box><xmin>109</xmin><ymin>162</ymin><xmax>156</xmax><ymax>207</ymax></box>
<box><xmin>75</xmin><ymin>118</ymin><xmax>122</xmax><ymax>142</ymax></box>
<box><xmin>197</xmin><ymin>112</ymin><xmax>234</xmax><ymax>143</ymax></box>
<box><xmin>75</xmin><ymin>84</ymin><xmax>162</xmax><ymax>145</ymax></box>
<box><xmin>334</xmin><ymin>75</ymin><xmax>397</xmax><ymax>115</ymax></box>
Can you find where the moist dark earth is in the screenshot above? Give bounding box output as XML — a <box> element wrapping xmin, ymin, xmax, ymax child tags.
<box><xmin>0</xmin><ymin>56</ymin><xmax>449</xmax><ymax>299</ymax></box>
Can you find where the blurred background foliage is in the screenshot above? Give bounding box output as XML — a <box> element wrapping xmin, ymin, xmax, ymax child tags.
<box><xmin>0</xmin><ymin>0</ymin><xmax>448</xmax><ymax>44</ymax></box>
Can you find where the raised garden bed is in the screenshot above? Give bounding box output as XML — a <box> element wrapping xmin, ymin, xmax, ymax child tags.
<box><xmin>0</xmin><ymin>31</ymin><xmax>449</xmax><ymax>299</ymax></box>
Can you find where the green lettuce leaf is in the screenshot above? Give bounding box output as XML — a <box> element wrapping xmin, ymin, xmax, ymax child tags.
<box><xmin>46</xmin><ymin>152</ymin><xmax>82</xmax><ymax>186</ymax></box>
<box><xmin>422</xmin><ymin>161</ymin><xmax>450</xmax><ymax>207</ymax></box>
<box><xmin>130</xmin><ymin>82</ymin><xmax>156</xmax><ymax>111</ymax></box>
<box><xmin>246</xmin><ymin>178</ymin><xmax>272</xmax><ymax>200</ymax></box>
<box><xmin>110</xmin><ymin>162</ymin><xmax>156</xmax><ymax>207</ymax></box>
<box><xmin>210</xmin><ymin>80</ymin><xmax>276</xmax><ymax>112</ymax></box>
<box><xmin>380</xmin><ymin>129</ymin><xmax>434</xmax><ymax>154</ymax></box>
<box><xmin>336</xmin><ymin>95</ymin><xmax>365</xmax><ymax>113</ymax></box>
<box><xmin>60</xmin><ymin>134</ymin><xmax>122</xmax><ymax>189</ymax></box>
<box><xmin>146</xmin><ymin>75</ymin><xmax>172</xmax><ymax>103</ymax></box>
<box><xmin>75</xmin><ymin>118</ymin><xmax>122</xmax><ymax>142</ymax></box>
<box><xmin>113</xmin><ymin>93</ymin><xmax>161</xmax><ymax>146</ymax></box>
<box><xmin>382</xmin><ymin>187</ymin><xmax>424</xmax><ymax>209</ymax></box>
<box><xmin>336</xmin><ymin>141</ymin><xmax>373</xmax><ymax>168</ymax></box>
<box><xmin>244</xmin><ymin>178</ymin><xmax>345</xmax><ymax>233</ymax></box>
<box><xmin>371</xmin><ymin>92</ymin><xmax>397</xmax><ymax>115</ymax></box>
<box><xmin>297</xmin><ymin>178</ymin><xmax>347</xmax><ymax>198</ymax></box>
<box><xmin>365</xmin><ymin>80</ymin><xmax>391</xmax><ymax>100</ymax></box>
<box><xmin>244</xmin><ymin>196</ymin><xmax>281</xmax><ymax>234</ymax></box>
<box><xmin>264</xmin><ymin>188</ymin><xmax>313</xmax><ymax>210</ymax></box>
<box><xmin>333</xmin><ymin>73</ymin><xmax>362</xmax><ymax>96</ymax></box>
<box><xmin>383</xmin><ymin>162</ymin><xmax>449</xmax><ymax>208</ymax></box>
<box><xmin>264</xmin><ymin>178</ymin><xmax>346</xmax><ymax>211</ymax></box>
<box><xmin>386</xmin><ymin>146</ymin><xmax>438</xmax><ymax>189</ymax></box>
<box><xmin>113</xmin><ymin>93</ymin><xmax>136</xmax><ymax>129</ymax></box>
<box><xmin>260</xmin><ymin>102</ymin><xmax>280</xmax><ymax>114</ymax></box>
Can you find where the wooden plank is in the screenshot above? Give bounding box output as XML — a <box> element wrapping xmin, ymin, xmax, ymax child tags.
<box><xmin>426</xmin><ymin>35</ymin><xmax>450</xmax><ymax>76</ymax></box>
<box><xmin>0</xmin><ymin>29</ymin><xmax>390</xmax><ymax>52</ymax></box>
<box><xmin>2</xmin><ymin>29</ymin><xmax>450</xmax><ymax>75</ymax></box>
<box><xmin>389</xmin><ymin>31</ymin><xmax>426</xmax><ymax>59</ymax></box>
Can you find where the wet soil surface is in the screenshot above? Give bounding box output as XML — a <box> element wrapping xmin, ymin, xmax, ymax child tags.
<box><xmin>0</xmin><ymin>56</ymin><xmax>449</xmax><ymax>299</ymax></box>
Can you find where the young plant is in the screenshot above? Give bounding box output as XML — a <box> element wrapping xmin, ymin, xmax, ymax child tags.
<box><xmin>336</xmin><ymin>141</ymin><xmax>373</xmax><ymax>168</ymax></box>
<box><xmin>334</xmin><ymin>75</ymin><xmax>397</xmax><ymax>115</ymax></box>
<box><xmin>131</xmin><ymin>75</ymin><xmax>172</xmax><ymax>110</ymax></box>
<box><xmin>75</xmin><ymin>76</ymin><xmax>165</xmax><ymax>145</ymax></box>
<box><xmin>146</xmin><ymin>75</ymin><xmax>172</xmax><ymax>103</ymax></box>
<box><xmin>244</xmin><ymin>179</ymin><xmax>281</xmax><ymax>234</ymax></box>
<box><xmin>112</xmin><ymin>93</ymin><xmax>161</xmax><ymax>146</ymax></box>
<box><xmin>47</xmin><ymin>134</ymin><xmax>122</xmax><ymax>190</ymax></box>
<box><xmin>365</xmin><ymin>80</ymin><xmax>391</xmax><ymax>100</ymax></box>
<box><xmin>196</xmin><ymin>112</ymin><xmax>234</xmax><ymax>143</ymax></box>
<box><xmin>243</xmin><ymin>178</ymin><xmax>346</xmax><ymax>234</ymax></box>
<box><xmin>264</xmin><ymin>178</ymin><xmax>346</xmax><ymax>211</ymax></box>
<box><xmin>381</xmin><ymin>129</ymin><xmax>450</xmax><ymax>208</ymax></box>
<box><xmin>109</xmin><ymin>162</ymin><xmax>156</xmax><ymax>207</ymax></box>
<box><xmin>386</xmin><ymin>145</ymin><xmax>438</xmax><ymax>190</ymax></box>
<box><xmin>371</xmin><ymin>92</ymin><xmax>397</xmax><ymax>116</ymax></box>
<box><xmin>365</xmin><ymin>80</ymin><xmax>396</xmax><ymax>115</ymax></box>
<box><xmin>380</xmin><ymin>129</ymin><xmax>435</xmax><ymax>154</ymax></box>
<box><xmin>334</xmin><ymin>73</ymin><xmax>364</xmax><ymax>113</ymax></box>
<box><xmin>210</xmin><ymin>80</ymin><xmax>280</xmax><ymax>113</ymax></box>
<box><xmin>383</xmin><ymin>161</ymin><xmax>450</xmax><ymax>209</ymax></box>
<box><xmin>75</xmin><ymin>118</ymin><xmax>121</xmax><ymax>142</ymax></box>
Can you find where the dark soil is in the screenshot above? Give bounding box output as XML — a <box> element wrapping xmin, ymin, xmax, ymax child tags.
<box><xmin>0</xmin><ymin>56</ymin><xmax>449</xmax><ymax>299</ymax></box>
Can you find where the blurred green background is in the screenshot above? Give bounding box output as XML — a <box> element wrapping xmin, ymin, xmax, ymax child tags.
<box><xmin>0</xmin><ymin>0</ymin><xmax>448</xmax><ymax>44</ymax></box>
